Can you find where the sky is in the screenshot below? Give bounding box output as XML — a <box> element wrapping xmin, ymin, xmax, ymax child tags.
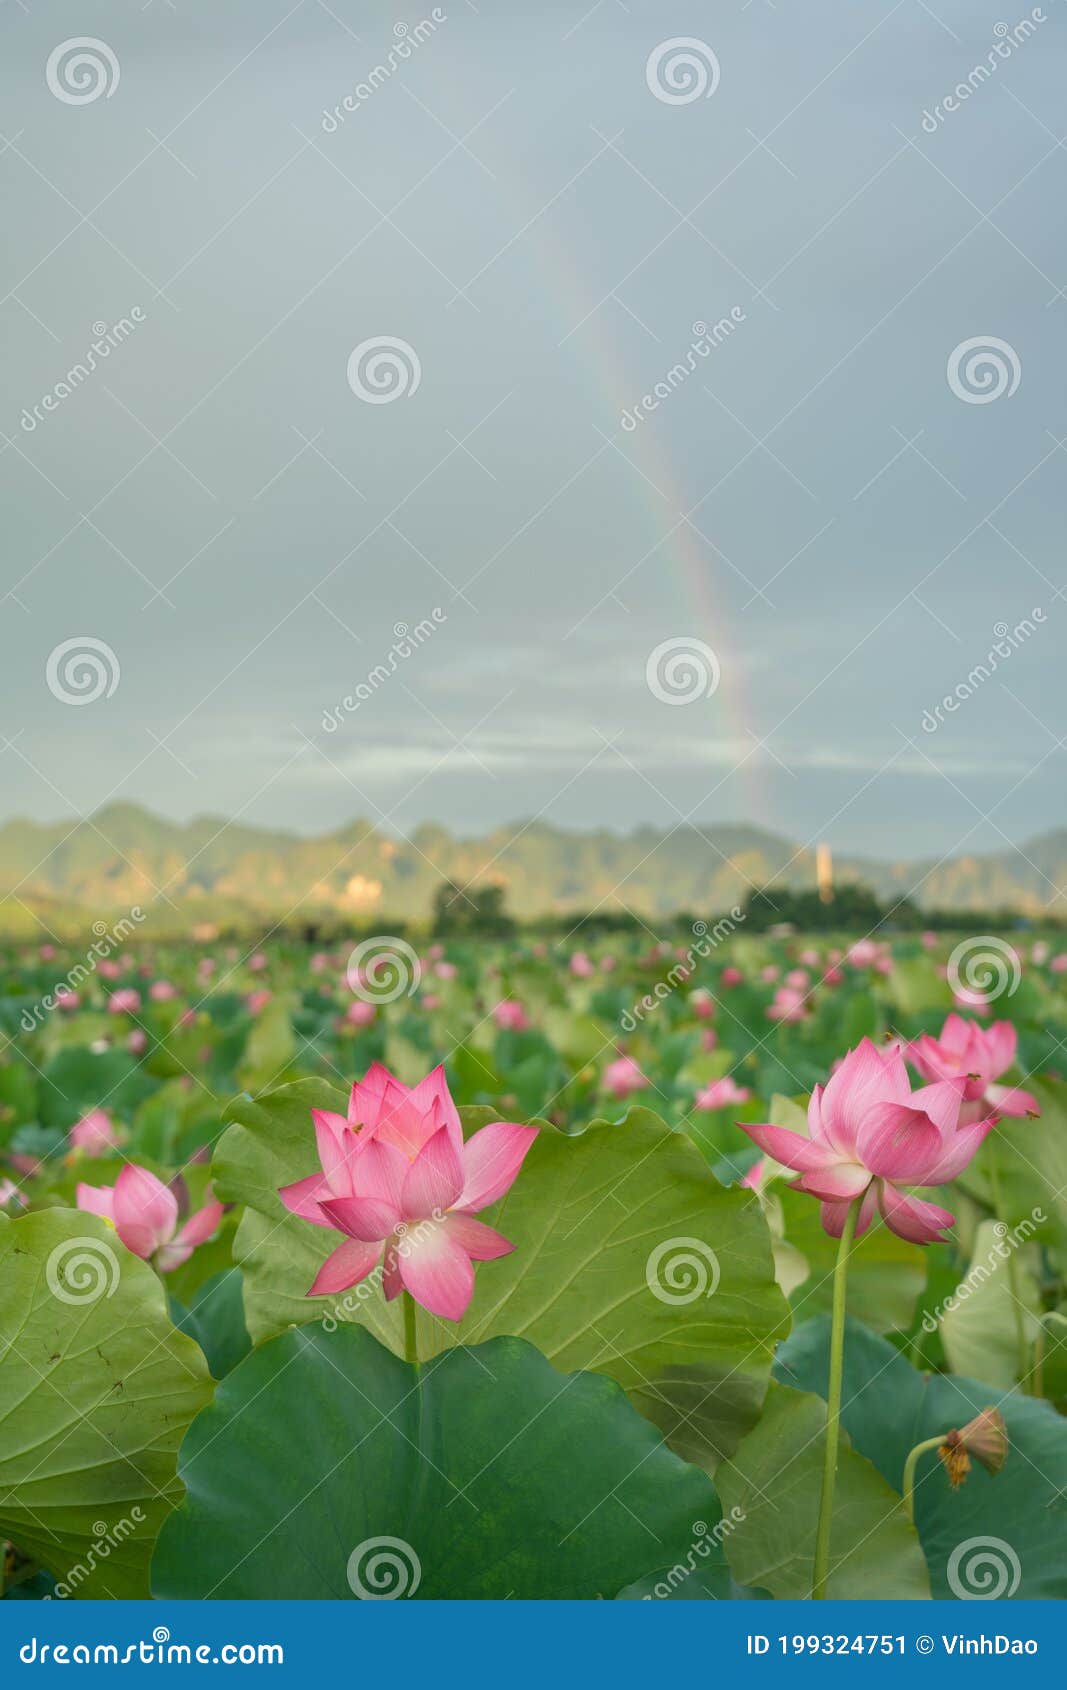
<box><xmin>1</xmin><ymin>0</ymin><xmax>1065</xmax><ymax>861</ymax></box>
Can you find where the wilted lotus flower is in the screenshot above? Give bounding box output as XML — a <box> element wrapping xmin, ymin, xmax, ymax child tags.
<box><xmin>279</xmin><ymin>1064</ymin><xmax>537</xmax><ymax>1321</ymax></box>
<box><xmin>77</xmin><ymin>1166</ymin><xmax>224</xmax><ymax>1272</ymax></box>
<box><xmin>69</xmin><ymin>1109</ymin><xmax>121</xmax><ymax>1156</ymax></box>
<box><xmin>909</xmin><ymin>1015</ymin><xmax>1038</xmax><ymax>1125</ymax></box>
<box><xmin>603</xmin><ymin>1055</ymin><xmax>649</xmax><ymax>1098</ymax></box>
<box><xmin>938</xmin><ymin>1408</ymin><xmax>1008</xmax><ymax>1488</ymax></box>
<box><xmin>739</xmin><ymin>1038</ymin><xmax>989</xmax><ymax>1242</ymax></box>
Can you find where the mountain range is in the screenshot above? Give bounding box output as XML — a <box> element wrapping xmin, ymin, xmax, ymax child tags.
<box><xmin>0</xmin><ymin>804</ymin><xmax>1064</xmax><ymax>936</ymax></box>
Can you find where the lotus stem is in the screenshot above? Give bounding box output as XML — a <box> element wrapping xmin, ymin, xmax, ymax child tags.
<box><xmin>986</xmin><ymin>1136</ymin><xmax>1030</xmax><ymax>1390</ymax></box>
<box><xmin>812</xmin><ymin>1193</ymin><xmax>862</xmax><ymax>1600</ymax></box>
<box><xmin>1032</xmin><ymin>1311</ymin><xmax>1067</xmax><ymax>1400</ymax></box>
<box><xmin>902</xmin><ymin>1435</ymin><xmax>944</xmax><ymax>1523</ymax></box>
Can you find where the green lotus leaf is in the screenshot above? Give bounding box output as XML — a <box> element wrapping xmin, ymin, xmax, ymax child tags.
<box><xmin>0</xmin><ymin>1208</ymin><xmax>213</xmax><ymax>1598</ymax></box>
<box><xmin>152</xmin><ymin>1324</ymin><xmax>719</xmax><ymax>1600</ymax></box>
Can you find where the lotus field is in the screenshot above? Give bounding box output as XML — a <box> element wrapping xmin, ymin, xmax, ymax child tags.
<box><xmin>3</xmin><ymin>926</ymin><xmax>1067</xmax><ymax>1603</ymax></box>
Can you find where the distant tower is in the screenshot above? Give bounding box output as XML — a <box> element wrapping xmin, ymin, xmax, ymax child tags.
<box><xmin>816</xmin><ymin>842</ymin><xmax>834</xmax><ymax>904</ymax></box>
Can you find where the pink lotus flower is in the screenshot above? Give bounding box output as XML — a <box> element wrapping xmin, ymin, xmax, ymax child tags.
<box><xmin>695</xmin><ymin>1076</ymin><xmax>750</xmax><ymax>1110</ymax></box>
<box><xmin>846</xmin><ymin>940</ymin><xmax>883</xmax><ymax>970</ymax></box>
<box><xmin>127</xmin><ymin>1029</ymin><xmax>147</xmax><ymax>1055</ymax></box>
<box><xmin>69</xmin><ymin>1109</ymin><xmax>120</xmax><ymax>1156</ymax></box>
<box><xmin>720</xmin><ymin>966</ymin><xmax>743</xmax><ymax>988</ymax></box>
<box><xmin>57</xmin><ymin>989</ymin><xmax>81</xmax><ymax>1011</ymax></box>
<box><xmin>344</xmin><ymin>999</ymin><xmax>377</xmax><ymax>1028</ymax></box>
<box><xmin>98</xmin><ymin>959</ymin><xmax>122</xmax><ymax>980</ymax></box>
<box><xmin>761</xmin><ymin>965</ymin><xmax>780</xmax><ymax>983</ymax></box>
<box><xmin>908</xmin><ymin>1015</ymin><xmax>1038</xmax><ymax>1126</ymax></box>
<box><xmin>433</xmin><ymin>960</ymin><xmax>457</xmax><ymax>981</ymax></box>
<box><xmin>700</xmin><ymin>1028</ymin><xmax>719</xmax><ymax>1051</ymax></box>
<box><xmin>249</xmin><ymin>951</ymin><xmax>268</xmax><ymax>973</ymax></box>
<box><xmin>1051</xmin><ymin>954</ymin><xmax>1067</xmax><ymax>975</ymax></box>
<box><xmin>77</xmin><ymin>1167</ymin><xmax>224</xmax><ymax>1272</ymax></box>
<box><xmin>492</xmin><ymin>999</ymin><xmax>529</xmax><ymax>1031</ymax></box>
<box><xmin>570</xmin><ymin>951</ymin><xmax>594</xmax><ymax>977</ymax></box>
<box><xmin>767</xmin><ymin>986</ymin><xmax>808</xmax><ymax>1023</ymax></box>
<box><xmin>951</xmin><ymin>993</ymin><xmax>990</xmax><ymax>1017</ymax></box>
<box><xmin>149</xmin><ymin>980</ymin><xmax>177</xmax><ymax>1001</ymax></box>
<box><xmin>740</xmin><ymin>1157</ymin><xmax>765</xmax><ymax>1192</ymax></box>
<box><xmin>0</xmin><ymin>1178</ymin><xmax>26</xmax><ymax>1210</ymax></box>
<box><xmin>689</xmin><ymin>989</ymin><xmax>715</xmax><ymax>1020</ymax></box>
<box><xmin>785</xmin><ymin>968</ymin><xmax>810</xmax><ymax>990</ymax></box>
<box><xmin>107</xmin><ymin>988</ymin><xmax>141</xmax><ymax>1015</ymax></box>
<box><xmin>279</xmin><ymin>1063</ymin><xmax>537</xmax><ymax>1321</ymax></box>
<box><xmin>603</xmin><ymin>1055</ymin><xmax>648</xmax><ymax>1098</ymax></box>
<box><xmin>246</xmin><ymin>990</ymin><xmax>272</xmax><ymax>1016</ymax></box>
<box><xmin>739</xmin><ymin>1038</ymin><xmax>988</xmax><ymax>1243</ymax></box>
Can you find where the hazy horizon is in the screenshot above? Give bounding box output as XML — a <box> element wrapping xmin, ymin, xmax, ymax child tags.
<box><xmin>5</xmin><ymin>794</ymin><xmax>1067</xmax><ymax>866</ymax></box>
